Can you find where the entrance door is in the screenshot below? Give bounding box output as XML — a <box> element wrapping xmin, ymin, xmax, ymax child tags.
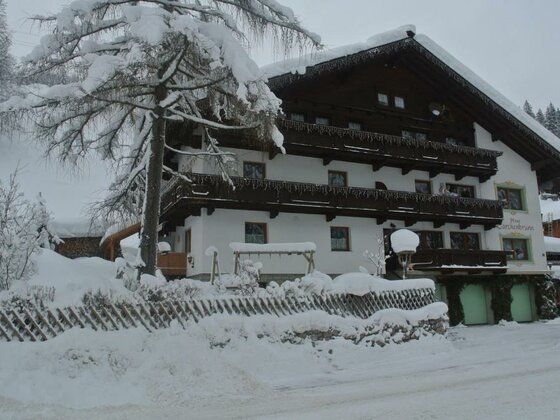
<box><xmin>460</xmin><ymin>284</ymin><xmax>488</xmax><ymax>325</ymax></box>
<box><xmin>511</xmin><ymin>283</ymin><xmax>533</xmax><ymax>322</ymax></box>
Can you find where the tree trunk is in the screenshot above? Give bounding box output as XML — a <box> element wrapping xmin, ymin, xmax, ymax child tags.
<box><xmin>139</xmin><ymin>85</ymin><xmax>166</xmax><ymax>276</ymax></box>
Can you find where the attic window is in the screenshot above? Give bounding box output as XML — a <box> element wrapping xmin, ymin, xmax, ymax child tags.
<box><xmin>290</xmin><ymin>112</ymin><xmax>305</xmax><ymax>122</ymax></box>
<box><xmin>315</xmin><ymin>116</ymin><xmax>330</xmax><ymax>126</ymax></box>
<box><xmin>377</xmin><ymin>93</ymin><xmax>389</xmax><ymax>106</ymax></box>
<box><xmin>394</xmin><ymin>96</ymin><xmax>405</xmax><ymax>109</ymax></box>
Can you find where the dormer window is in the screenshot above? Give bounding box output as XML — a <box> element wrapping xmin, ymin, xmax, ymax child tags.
<box><xmin>348</xmin><ymin>121</ymin><xmax>362</xmax><ymax>131</ymax></box>
<box><xmin>315</xmin><ymin>116</ymin><xmax>330</xmax><ymax>126</ymax></box>
<box><xmin>289</xmin><ymin>112</ymin><xmax>305</xmax><ymax>122</ymax></box>
<box><xmin>394</xmin><ymin>96</ymin><xmax>405</xmax><ymax>109</ymax></box>
<box><xmin>377</xmin><ymin>93</ymin><xmax>389</xmax><ymax>106</ymax></box>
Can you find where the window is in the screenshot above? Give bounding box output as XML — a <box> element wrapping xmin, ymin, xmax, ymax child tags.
<box><xmin>331</xmin><ymin>227</ymin><xmax>350</xmax><ymax>251</ymax></box>
<box><xmin>446</xmin><ymin>183</ymin><xmax>475</xmax><ymax>198</ymax></box>
<box><xmin>315</xmin><ymin>116</ymin><xmax>330</xmax><ymax>126</ymax></box>
<box><xmin>418</xmin><ymin>231</ymin><xmax>443</xmax><ymax>250</ymax></box>
<box><xmin>394</xmin><ymin>96</ymin><xmax>405</xmax><ymax>109</ymax></box>
<box><xmin>348</xmin><ymin>121</ymin><xmax>362</xmax><ymax>131</ymax></box>
<box><xmin>450</xmin><ymin>232</ymin><xmax>480</xmax><ymax>250</ymax></box>
<box><xmin>377</xmin><ymin>93</ymin><xmax>389</xmax><ymax>106</ymax></box>
<box><xmin>497</xmin><ymin>187</ymin><xmax>524</xmax><ymax>210</ymax></box>
<box><xmin>415</xmin><ymin>180</ymin><xmax>432</xmax><ymax>194</ymax></box>
<box><xmin>445</xmin><ymin>137</ymin><xmax>466</xmax><ymax>147</ymax></box>
<box><xmin>184</xmin><ymin>229</ymin><xmax>192</xmax><ymax>254</ymax></box>
<box><xmin>503</xmin><ymin>238</ymin><xmax>529</xmax><ymax>261</ymax></box>
<box><xmin>402</xmin><ymin>130</ymin><xmax>427</xmax><ymax>142</ymax></box>
<box><xmin>289</xmin><ymin>112</ymin><xmax>305</xmax><ymax>122</ymax></box>
<box><xmin>243</xmin><ymin>161</ymin><xmax>265</xmax><ymax>179</ymax></box>
<box><xmin>328</xmin><ymin>171</ymin><xmax>347</xmax><ymax>187</ymax></box>
<box><xmin>245</xmin><ymin>222</ymin><xmax>267</xmax><ymax>244</ymax></box>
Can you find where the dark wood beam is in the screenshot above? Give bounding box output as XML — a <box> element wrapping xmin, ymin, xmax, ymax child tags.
<box><xmin>323</xmin><ymin>156</ymin><xmax>334</xmax><ymax>166</ymax></box>
<box><xmin>429</xmin><ymin>167</ymin><xmax>444</xmax><ymax>178</ymax></box>
<box><xmin>206</xmin><ymin>207</ymin><xmax>215</xmax><ymax>216</ymax></box>
<box><xmin>433</xmin><ymin>221</ymin><xmax>444</xmax><ymax>229</ymax></box>
<box><xmin>270</xmin><ymin>209</ymin><xmax>279</xmax><ymax>219</ymax></box>
<box><xmin>372</xmin><ymin>160</ymin><xmax>386</xmax><ymax>172</ymax></box>
<box><xmin>326</xmin><ymin>214</ymin><xmax>336</xmax><ymax>222</ymax></box>
<box><xmin>531</xmin><ymin>158</ymin><xmax>554</xmax><ymax>171</ymax></box>
<box><xmin>376</xmin><ymin>217</ymin><xmax>387</xmax><ymax>225</ymax></box>
<box><xmin>269</xmin><ymin>148</ymin><xmax>280</xmax><ymax>160</ymax></box>
<box><xmin>405</xmin><ymin>219</ymin><xmax>416</xmax><ymax>227</ymax></box>
<box><xmin>402</xmin><ymin>164</ymin><xmax>416</xmax><ymax>176</ymax></box>
<box><xmin>454</xmin><ymin>172</ymin><xmax>468</xmax><ymax>181</ymax></box>
<box><xmin>459</xmin><ymin>223</ymin><xmax>471</xmax><ymax>230</ymax></box>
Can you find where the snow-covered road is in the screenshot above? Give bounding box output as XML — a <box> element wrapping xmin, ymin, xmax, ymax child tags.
<box><xmin>1</xmin><ymin>321</ymin><xmax>560</xmax><ymax>419</ymax></box>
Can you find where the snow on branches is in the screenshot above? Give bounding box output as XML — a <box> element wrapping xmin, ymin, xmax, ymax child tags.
<box><xmin>0</xmin><ymin>0</ymin><xmax>320</xmax><ymax>275</ymax></box>
<box><xmin>0</xmin><ymin>171</ymin><xmax>58</xmax><ymax>291</ymax></box>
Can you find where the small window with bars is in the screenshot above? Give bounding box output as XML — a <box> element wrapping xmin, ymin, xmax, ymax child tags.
<box><xmin>331</xmin><ymin>227</ymin><xmax>350</xmax><ymax>251</ymax></box>
<box><xmin>245</xmin><ymin>222</ymin><xmax>267</xmax><ymax>244</ymax></box>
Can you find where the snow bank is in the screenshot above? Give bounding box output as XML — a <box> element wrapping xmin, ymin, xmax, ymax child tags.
<box><xmin>390</xmin><ymin>229</ymin><xmax>420</xmax><ymax>254</ymax></box>
<box><xmin>7</xmin><ymin>249</ymin><xmax>128</xmax><ymax>307</ymax></box>
<box><xmin>332</xmin><ymin>273</ymin><xmax>434</xmax><ymax>296</ymax></box>
<box><xmin>229</xmin><ymin>242</ymin><xmax>316</xmax><ymax>253</ymax></box>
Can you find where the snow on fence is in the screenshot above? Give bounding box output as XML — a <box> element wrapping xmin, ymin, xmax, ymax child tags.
<box><xmin>0</xmin><ymin>288</ymin><xmax>434</xmax><ymax>342</ymax></box>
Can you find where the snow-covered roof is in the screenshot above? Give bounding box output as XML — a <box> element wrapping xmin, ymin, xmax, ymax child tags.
<box><xmin>51</xmin><ymin>217</ymin><xmax>106</xmax><ymax>238</ymax></box>
<box><xmin>263</xmin><ymin>25</ymin><xmax>560</xmax><ymax>160</ymax></box>
<box><xmin>540</xmin><ymin>197</ymin><xmax>560</xmax><ymax>222</ymax></box>
<box><xmin>544</xmin><ymin>236</ymin><xmax>560</xmax><ymax>254</ymax></box>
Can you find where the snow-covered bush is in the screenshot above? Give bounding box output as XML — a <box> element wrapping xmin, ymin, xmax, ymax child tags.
<box><xmin>272</xmin><ymin>271</ymin><xmax>333</xmax><ymax>298</ymax></box>
<box><xmin>81</xmin><ymin>289</ymin><xmax>128</xmax><ymax>308</ymax></box>
<box><xmin>0</xmin><ymin>171</ymin><xmax>58</xmax><ymax>290</ymax></box>
<box><xmin>219</xmin><ymin>260</ymin><xmax>262</xmax><ymax>296</ymax></box>
<box><xmin>135</xmin><ymin>279</ymin><xmax>212</xmax><ymax>302</ymax></box>
<box><xmin>0</xmin><ymin>285</ymin><xmax>55</xmax><ymax>312</ymax></box>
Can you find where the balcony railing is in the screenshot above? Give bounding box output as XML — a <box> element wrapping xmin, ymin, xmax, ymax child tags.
<box><xmin>161</xmin><ymin>173</ymin><xmax>504</xmax><ymax>231</ymax></box>
<box><xmin>410</xmin><ymin>249</ymin><xmax>509</xmax><ymax>274</ymax></box>
<box><xmin>216</xmin><ymin>119</ymin><xmax>502</xmax><ymax>182</ymax></box>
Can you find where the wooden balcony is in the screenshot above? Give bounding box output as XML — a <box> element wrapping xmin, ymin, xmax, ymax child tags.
<box><xmin>160</xmin><ymin>173</ymin><xmax>504</xmax><ymax>232</ymax></box>
<box><xmin>157</xmin><ymin>252</ymin><xmax>187</xmax><ymax>277</ymax></box>
<box><xmin>410</xmin><ymin>249</ymin><xmax>510</xmax><ymax>274</ymax></box>
<box><xmin>216</xmin><ymin>119</ymin><xmax>502</xmax><ymax>182</ymax></box>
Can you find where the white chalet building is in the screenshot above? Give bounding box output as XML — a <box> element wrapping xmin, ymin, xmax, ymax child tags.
<box><xmin>159</xmin><ymin>26</ymin><xmax>560</xmax><ymax>324</ymax></box>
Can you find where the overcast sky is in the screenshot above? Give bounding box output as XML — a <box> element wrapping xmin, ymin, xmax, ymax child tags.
<box><xmin>7</xmin><ymin>0</ymin><xmax>560</xmax><ymax>111</ymax></box>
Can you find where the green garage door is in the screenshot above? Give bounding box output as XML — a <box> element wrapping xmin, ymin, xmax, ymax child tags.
<box><xmin>511</xmin><ymin>283</ymin><xmax>533</xmax><ymax>322</ymax></box>
<box><xmin>460</xmin><ymin>284</ymin><xmax>488</xmax><ymax>325</ymax></box>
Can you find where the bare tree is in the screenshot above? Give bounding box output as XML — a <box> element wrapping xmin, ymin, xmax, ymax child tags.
<box><xmin>1</xmin><ymin>1</ymin><xmax>320</xmax><ymax>275</ymax></box>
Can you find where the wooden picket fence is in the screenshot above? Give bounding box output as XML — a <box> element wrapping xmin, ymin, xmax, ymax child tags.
<box><xmin>0</xmin><ymin>288</ymin><xmax>434</xmax><ymax>342</ymax></box>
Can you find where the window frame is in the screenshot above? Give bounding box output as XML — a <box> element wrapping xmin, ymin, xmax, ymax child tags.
<box><xmin>245</xmin><ymin>222</ymin><xmax>268</xmax><ymax>244</ymax></box>
<box><xmin>417</xmin><ymin>230</ymin><xmax>444</xmax><ymax>250</ymax></box>
<box><xmin>415</xmin><ymin>180</ymin><xmax>432</xmax><ymax>195</ymax></box>
<box><xmin>289</xmin><ymin>112</ymin><xmax>305</xmax><ymax>122</ymax></box>
<box><xmin>330</xmin><ymin>226</ymin><xmax>351</xmax><ymax>252</ymax></box>
<box><xmin>328</xmin><ymin>170</ymin><xmax>348</xmax><ymax>188</ymax></box>
<box><xmin>450</xmin><ymin>232</ymin><xmax>481</xmax><ymax>250</ymax></box>
<box><xmin>394</xmin><ymin>95</ymin><xmax>406</xmax><ymax>109</ymax></box>
<box><xmin>502</xmin><ymin>237</ymin><xmax>531</xmax><ymax>262</ymax></box>
<box><xmin>243</xmin><ymin>161</ymin><xmax>266</xmax><ymax>180</ymax></box>
<box><xmin>497</xmin><ymin>186</ymin><xmax>525</xmax><ymax>211</ymax></box>
<box><xmin>184</xmin><ymin>229</ymin><xmax>192</xmax><ymax>254</ymax></box>
<box><xmin>348</xmin><ymin>121</ymin><xmax>363</xmax><ymax>131</ymax></box>
<box><xmin>377</xmin><ymin>92</ymin><xmax>389</xmax><ymax>106</ymax></box>
<box><xmin>446</xmin><ymin>183</ymin><xmax>476</xmax><ymax>199</ymax></box>
<box><xmin>315</xmin><ymin>116</ymin><xmax>331</xmax><ymax>126</ymax></box>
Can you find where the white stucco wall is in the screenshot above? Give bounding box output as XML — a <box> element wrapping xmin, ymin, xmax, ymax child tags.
<box><xmin>173</xmin><ymin>123</ymin><xmax>548</xmax><ymax>277</ymax></box>
<box><xmin>475</xmin><ymin>123</ymin><xmax>547</xmax><ymax>273</ymax></box>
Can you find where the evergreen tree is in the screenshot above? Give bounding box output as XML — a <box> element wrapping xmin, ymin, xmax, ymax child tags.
<box><xmin>0</xmin><ymin>1</ymin><xmax>320</xmax><ymax>277</ymax></box>
<box><xmin>536</xmin><ymin>108</ymin><xmax>546</xmax><ymax>125</ymax></box>
<box><xmin>523</xmin><ymin>100</ymin><xmax>535</xmax><ymax>118</ymax></box>
<box><xmin>544</xmin><ymin>102</ymin><xmax>558</xmax><ymax>134</ymax></box>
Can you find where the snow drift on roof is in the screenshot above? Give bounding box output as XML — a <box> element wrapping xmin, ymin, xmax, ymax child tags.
<box><xmin>540</xmin><ymin>197</ymin><xmax>560</xmax><ymax>222</ymax></box>
<box><xmin>544</xmin><ymin>236</ymin><xmax>560</xmax><ymax>254</ymax></box>
<box><xmin>261</xmin><ymin>25</ymin><xmax>415</xmax><ymax>80</ymax></box>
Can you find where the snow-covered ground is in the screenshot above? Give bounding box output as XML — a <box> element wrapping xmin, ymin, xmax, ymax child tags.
<box><xmin>0</xmin><ymin>321</ymin><xmax>559</xmax><ymax>419</ymax></box>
